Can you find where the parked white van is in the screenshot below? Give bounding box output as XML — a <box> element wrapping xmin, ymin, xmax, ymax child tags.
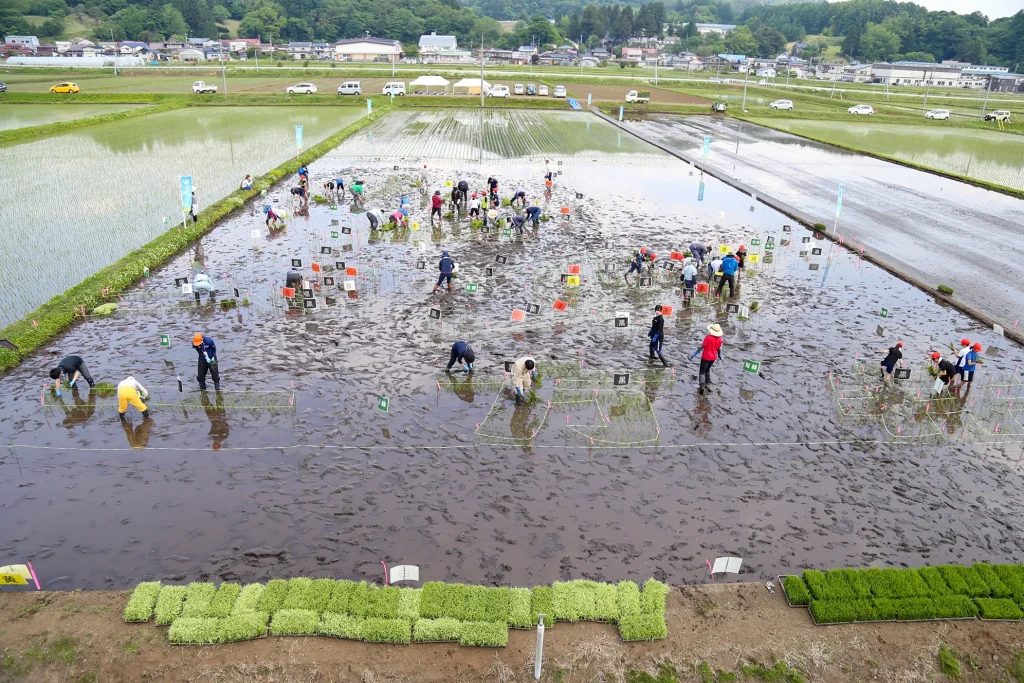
<box><xmin>488</xmin><ymin>84</ymin><xmax>511</xmax><ymax>98</ymax></box>
<box><xmin>337</xmin><ymin>81</ymin><xmax>361</xmax><ymax>95</ymax></box>
<box><xmin>382</xmin><ymin>82</ymin><xmax>406</xmax><ymax>96</ymax></box>
<box><xmin>514</xmin><ymin>83</ymin><xmax>524</xmax><ymax>95</ymax></box>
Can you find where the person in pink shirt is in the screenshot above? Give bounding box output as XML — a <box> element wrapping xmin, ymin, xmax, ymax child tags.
<box><xmin>430</xmin><ymin>190</ymin><xmax>443</xmax><ymax>227</ymax></box>
<box><xmin>690</xmin><ymin>323</ymin><xmax>724</xmax><ymax>393</ymax></box>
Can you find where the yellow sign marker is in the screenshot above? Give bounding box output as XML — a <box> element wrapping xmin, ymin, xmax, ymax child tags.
<box><xmin>0</xmin><ymin>573</ymin><xmax>27</xmax><ymax>585</ymax></box>
<box><xmin>718</xmin><ymin>245</ymin><xmax>730</xmax><ymax>254</ymax></box>
<box><xmin>748</xmin><ymin>254</ymin><xmax>760</xmax><ymax>263</ymax></box>
<box><xmin>445</xmin><ymin>181</ymin><xmax>452</xmax><ymax>187</ymax></box>
<box><xmin>566</xmin><ymin>275</ymin><xmax>580</xmax><ymax>288</ymax></box>
<box><xmin>411</xmin><ymin>222</ymin><xmax>420</xmax><ymax>231</ymax></box>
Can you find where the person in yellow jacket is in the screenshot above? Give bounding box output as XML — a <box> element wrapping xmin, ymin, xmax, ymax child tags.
<box><xmin>117</xmin><ymin>376</ymin><xmax>150</xmax><ymax>419</ymax></box>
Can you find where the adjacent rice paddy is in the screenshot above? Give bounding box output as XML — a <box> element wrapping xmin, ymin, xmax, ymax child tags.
<box><xmin>0</xmin><ymin>103</ymin><xmax>147</xmax><ymax>130</ymax></box>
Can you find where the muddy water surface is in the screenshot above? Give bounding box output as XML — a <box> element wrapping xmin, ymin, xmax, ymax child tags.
<box><xmin>2</xmin><ymin>110</ymin><xmax>1024</xmax><ymax>590</ymax></box>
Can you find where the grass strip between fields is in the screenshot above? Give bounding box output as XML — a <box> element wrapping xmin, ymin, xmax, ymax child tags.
<box><xmin>0</xmin><ymin>104</ymin><xmax>382</xmax><ymax>373</ymax></box>
<box><xmin>123</xmin><ymin>578</ymin><xmax>669</xmax><ymax>646</ymax></box>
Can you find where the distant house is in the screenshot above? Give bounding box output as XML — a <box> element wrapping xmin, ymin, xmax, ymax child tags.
<box><xmin>333</xmin><ymin>37</ymin><xmax>402</xmax><ymax>62</ymax></box>
<box><xmin>188</xmin><ymin>37</ymin><xmax>216</xmax><ymax>48</ymax></box>
<box><xmin>695</xmin><ymin>23</ymin><xmax>735</xmax><ymax>36</ymax></box>
<box><xmin>423</xmin><ymin>50</ymin><xmax>472</xmax><ymax>64</ymax></box>
<box><xmin>591</xmin><ymin>47</ymin><xmax>611</xmax><ymax>60</ymax></box>
<box><xmin>482</xmin><ymin>49</ymin><xmax>514</xmax><ymax>64</ymax></box>
<box><xmin>537</xmin><ymin>51</ymin><xmax>576</xmax><ymax>66</ymax></box>
<box><xmin>5</xmin><ymin>35</ymin><xmax>39</xmax><ymax>50</ymax></box>
<box><xmin>419</xmin><ymin>32</ymin><xmax>457</xmax><ymax>55</ymax></box>
<box><xmin>621</xmin><ymin>47</ymin><xmax>642</xmax><ymax>62</ymax></box>
<box><xmin>814</xmin><ymin>61</ymin><xmax>846</xmax><ymax>79</ymax></box>
<box><xmin>285</xmin><ymin>42</ymin><xmax>313</xmax><ymax>59</ymax></box>
<box><xmin>516</xmin><ymin>45</ymin><xmax>537</xmax><ymax>56</ymax></box>
<box><xmin>178</xmin><ymin>48</ymin><xmax>205</xmax><ymax>62</ymax></box>
<box><xmin>119</xmin><ymin>41</ymin><xmax>146</xmax><ymax>55</ymax></box>
<box><xmin>579</xmin><ymin>55</ymin><xmax>599</xmax><ymax>68</ymax></box>
<box><xmin>756</xmin><ymin>67</ymin><xmax>776</xmax><ymax>78</ymax></box>
<box><xmin>989</xmin><ymin>73</ymin><xmax>1024</xmax><ymax>92</ymax></box>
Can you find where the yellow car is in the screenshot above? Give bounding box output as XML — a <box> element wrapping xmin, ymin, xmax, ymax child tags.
<box><xmin>49</xmin><ymin>82</ymin><xmax>80</xmax><ymax>93</ymax></box>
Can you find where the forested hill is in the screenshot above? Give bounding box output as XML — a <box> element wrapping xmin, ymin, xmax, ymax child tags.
<box><xmin>2</xmin><ymin>0</ymin><xmax>1021</xmax><ymax>68</ymax></box>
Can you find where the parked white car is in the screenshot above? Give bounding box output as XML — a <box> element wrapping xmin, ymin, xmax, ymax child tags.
<box><xmin>488</xmin><ymin>84</ymin><xmax>511</xmax><ymax>98</ymax></box>
<box><xmin>925</xmin><ymin>108</ymin><xmax>950</xmax><ymax>120</ymax></box>
<box><xmin>848</xmin><ymin>104</ymin><xmax>874</xmax><ymax>116</ymax></box>
<box><xmin>337</xmin><ymin>81</ymin><xmax>361</xmax><ymax>95</ymax></box>
<box><xmin>770</xmin><ymin>99</ymin><xmax>794</xmax><ymax>110</ymax></box>
<box><xmin>757</xmin><ymin>79</ymin><xmax>769</xmax><ymax>86</ymax></box>
<box><xmin>382</xmin><ymin>82</ymin><xmax>406</xmax><ymax>96</ymax></box>
<box><xmin>553</xmin><ymin>85</ymin><xmax>567</xmax><ymax>98</ymax></box>
<box><xmin>514</xmin><ymin>83</ymin><xmax>524</xmax><ymax>95</ymax></box>
<box><xmin>287</xmin><ymin>82</ymin><xmax>317</xmax><ymax>94</ymax></box>
<box><xmin>984</xmin><ymin>110</ymin><xmax>1011</xmax><ymax>122</ymax></box>
<box><xmin>538</xmin><ymin>84</ymin><xmax>549</xmax><ymax>96</ymax></box>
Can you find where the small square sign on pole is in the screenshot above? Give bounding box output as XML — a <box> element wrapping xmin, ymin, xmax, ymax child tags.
<box><xmin>613</xmin><ymin>372</ymin><xmax>630</xmax><ymax>386</ymax></box>
<box><xmin>174</xmin><ymin>277</ymin><xmax>189</xmax><ymax>287</ymax></box>
<box><xmin>880</xmin><ymin>307</ymin><xmax>889</xmax><ymax>318</ymax></box>
<box><xmin>303</xmin><ymin>298</ymin><xmax>317</xmax><ymax>309</ymax></box>
<box><xmin>181</xmin><ymin>283</ymin><xmax>193</xmax><ymax>294</ymax></box>
<box><xmin>416</xmin><ymin>260</ymin><xmax>426</xmax><ymax>269</ymax></box>
<box><xmin>750</xmin><ymin>238</ymin><xmax>761</xmax><ymax>246</ymax></box>
<box><xmin>566</xmin><ymin>275</ymin><xmax>580</xmax><ymax>288</ymax></box>
<box><xmin>342</xmin><ymin>226</ymin><xmax>352</xmax><ymax>235</ymax></box>
<box><xmin>323</xmin><ymin>276</ymin><xmax>335</xmax><ymax>286</ymax></box>
<box><xmin>429</xmin><ymin>308</ymin><xmax>441</xmax><ymax>320</ymax></box>
<box><xmin>553</xmin><ymin>300</ymin><xmax>568</xmax><ymax>311</ymax></box>
<box><xmin>876</xmin><ymin>324</ymin><xmax>885</xmax><ymax>337</ymax></box>
<box><xmin>378</xmin><ymin>396</ymin><xmax>389</xmax><ymax>413</ymax></box>
<box><xmin>504</xmin><ymin>360</ymin><xmax>515</xmax><ymax>372</ymax></box>
<box><xmin>495</xmin><ymin>255</ymin><xmax>508</xmax><ymax>265</ymax></box>
<box><xmin>783</xmin><ymin>225</ymin><xmax>792</xmax><ymax>232</ymax></box>
<box><xmin>802</xmin><ymin>236</ymin><xmax>811</xmax><ymax>244</ymax></box>
<box><xmin>292</xmin><ymin>259</ymin><xmax>302</xmax><ymax>268</ymax></box>
<box><xmin>510</xmin><ymin>309</ymin><xmax>526</xmax><ymax>322</ymax></box>
<box><xmin>894</xmin><ymin>368</ymin><xmax>912</xmax><ymax>381</ymax></box>
<box><xmin>302</xmin><ymin>288</ymin><xmax>314</xmax><ymax>299</ymax></box>
<box><xmin>486</xmin><ymin>267</ymin><xmax>494</xmax><ymax>277</ymax></box>
<box><xmin>526</xmin><ymin>303</ymin><xmax>540</xmax><ymax>314</ymax></box>
<box><xmin>336</xmin><ymin>261</ymin><xmax>346</xmax><ymax>271</ymax></box>
<box><xmin>159</xmin><ymin>334</ymin><xmax>170</xmax><ymax>347</ymax></box>
<box><xmin>466</xmin><ymin>283</ymin><xmax>478</xmax><ymax>293</ymax></box>
<box><xmin>639</xmin><ymin>277</ymin><xmax>653</xmax><ymax>287</ymax></box>
<box><xmin>809</xmin><ymin>263</ymin><xmax>820</xmax><ymax>271</ymax></box>
<box><xmin>743</xmin><ymin>359</ymin><xmax>761</xmax><ymax>374</ymax></box>
<box><xmin>320</xmin><ymin>246</ymin><xmax>332</xmax><ymax>255</ymax></box>
<box><xmin>811</xmin><ymin>247</ymin><xmax>822</xmax><ymax>256</ymax></box>
<box><xmin>726</xmin><ymin>303</ymin><xmax>739</xmax><ymax>314</ymax></box>
<box><xmin>330</xmin><ymin>230</ymin><xmax>340</xmax><ymax>239</ymax></box>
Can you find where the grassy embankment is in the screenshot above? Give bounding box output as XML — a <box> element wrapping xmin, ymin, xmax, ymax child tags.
<box><xmin>0</xmin><ymin>103</ymin><xmax>383</xmax><ymax>372</ymax></box>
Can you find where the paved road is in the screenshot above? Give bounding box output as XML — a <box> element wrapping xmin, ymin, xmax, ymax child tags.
<box><xmin>635</xmin><ymin>115</ymin><xmax>1024</xmax><ymax>331</ymax></box>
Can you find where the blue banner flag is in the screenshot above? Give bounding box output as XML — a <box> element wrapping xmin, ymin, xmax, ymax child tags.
<box><xmin>702</xmin><ymin>135</ymin><xmax>711</xmax><ymax>158</ymax></box>
<box><xmin>179</xmin><ymin>176</ymin><xmax>193</xmax><ymax>211</ymax></box>
<box><xmin>698</xmin><ymin>180</ymin><xmax>705</xmax><ymax>202</ymax></box>
<box><xmin>618</xmin><ymin>106</ymin><xmax>623</xmax><ymax>121</ymax></box>
<box><xmin>367</xmin><ymin>98</ymin><xmax>373</xmax><ymax>115</ymax></box>
<box><xmin>295</xmin><ymin>125</ymin><xmax>303</xmax><ymax>148</ymax></box>
<box><xmin>835</xmin><ymin>184</ymin><xmax>844</xmax><ymax>219</ymax></box>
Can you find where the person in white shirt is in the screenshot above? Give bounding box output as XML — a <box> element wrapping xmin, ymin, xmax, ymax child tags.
<box><xmin>681</xmin><ymin>261</ymin><xmax>698</xmax><ymax>297</ymax></box>
<box><xmin>707</xmin><ymin>256</ymin><xmax>723</xmax><ymax>282</ymax></box>
<box><xmin>512</xmin><ymin>356</ymin><xmax>536</xmax><ymax>405</ymax></box>
<box><xmin>468</xmin><ymin>194</ymin><xmax>481</xmax><ymax>218</ymax></box>
<box><xmin>117</xmin><ymin>376</ymin><xmax>150</xmax><ymax>419</ymax></box>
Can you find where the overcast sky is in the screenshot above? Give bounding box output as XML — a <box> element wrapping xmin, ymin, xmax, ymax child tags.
<box><xmin>877</xmin><ymin>0</ymin><xmax>1023</xmax><ymax>19</ymax></box>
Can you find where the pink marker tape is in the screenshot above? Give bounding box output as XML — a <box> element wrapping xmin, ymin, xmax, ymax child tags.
<box><xmin>381</xmin><ymin>560</ymin><xmax>389</xmax><ymax>586</ymax></box>
<box><xmin>27</xmin><ymin>562</ymin><xmax>40</xmax><ymax>591</ymax></box>
<box><xmin>705</xmin><ymin>559</ymin><xmax>717</xmax><ymax>582</ymax></box>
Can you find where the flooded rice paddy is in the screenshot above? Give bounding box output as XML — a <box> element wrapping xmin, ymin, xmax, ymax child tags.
<box><xmin>2</xmin><ymin>109</ymin><xmax>1024</xmax><ymax>591</ymax></box>
<box><xmin>0</xmin><ymin>105</ymin><xmax>364</xmax><ymax>328</ymax></box>
<box><xmin>0</xmin><ymin>103</ymin><xmax>147</xmax><ymax>130</ymax></box>
<box><xmin>636</xmin><ymin>115</ymin><xmax>1024</xmax><ymax>331</ymax></box>
<box><xmin>758</xmin><ymin>118</ymin><xmax>1024</xmax><ymax>192</ymax></box>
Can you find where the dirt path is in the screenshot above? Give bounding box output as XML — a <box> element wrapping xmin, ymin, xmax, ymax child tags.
<box><xmin>3</xmin><ymin>583</ymin><xmax>1024</xmax><ymax>682</ymax></box>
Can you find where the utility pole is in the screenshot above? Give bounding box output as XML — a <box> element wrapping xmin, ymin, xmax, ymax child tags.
<box><xmin>255</xmin><ymin>34</ymin><xmax>259</xmax><ymax>72</ymax></box>
<box><xmin>580</xmin><ymin>34</ymin><xmax>583</xmax><ymax>76</ymax></box>
<box><xmin>922</xmin><ymin>81</ymin><xmax>930</xmax><ymax>112</ymax></box>
<box><xmin>480</xmin><ymin>33</ymin><xmax>485</xmax><ymax>108</ymax></box>
<box><xmin>111</xmin><ymin>28</ymin><xmax>117</xmax><ymax>76</ymax></box>
<box><xmin>980</xmin><ymin>75</ymin><xmax>992</xmax><ymax>120</ymax></box>
<box><xmin>220</xmin><ymin>46</ymin><xmax>227</xmax><ymax>95</ymax></box>
<box><xmin>740</xmin><ymin>57</ymin><xmax>750</xmax><ymax>111</ymax></box>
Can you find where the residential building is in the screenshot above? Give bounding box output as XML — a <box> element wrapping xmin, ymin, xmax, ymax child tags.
<box><xmin>591</xmin><ymin>47</ymin><xmax>611</xmax><ymax>60</ymax></box>
<box><xmin>5</xmin><ymin>35</ymin><xmax>39</xmax><ymax>49</ymax></box>
<box><xmin>621</xmin><ymin>47</ymin><xmax>643</xmax><ymax>61</ymax></box>
<box><xmin>959</xmin><ymin>68</ymin><xmax>1009</xmax><ymax>88</ymax></box>
<box><xmin>55</xmin><ymin>40</ymin><xmax>70</xmax><ymax>53</ymax></box>
<box><xmin>579</xmin><ymin>56</ymin><xmax>599</xmax><ymax>68</ymax></box>
<box><xmin>119</xmin><ymin>41</ymin><xmax>147</xmax><ymax>54</ymax></box>
<box><xmin>843</xmin><ymin>63</ymin><xmax>873</xmax><ymax>83</ymax></box>
<box><xmin>703</xmin><ymin>55</ymin><xmax>738</xmax><ymax>71</ymax></box>
<box><xmin>516</xmin><ymin>45</ymin><xmax>537</xmax><ymax>57</ymax></box>
<box><xmin>178</xmin><ymin>48</ymin><xmax>205</xmax><ymax>62</ymax></box>
<box><xmin>285</xmin><ymin>41</ymin><xmax>313</xmax><ymax>59</ymax></box>
<box><xmin>482</xmin><ymin>48</ymin><xmax>515</xmax><ymax>64</ymax></box>
<box><xmin>423</xmin><ymin>50</ymin><xmax>472</xmax><ymax>64</ymax></box>
<box><xmin>188</xmin><ymin>37</ymin><xmax>216</xmax><ymax>48</ymax></box>
<box><xmin>814</xmin><ymin>61</ymin><xmax>846</xmax><ymax>79</ymax></box>
<box><xmin>756</xmin><ymin>67</ymin><xmax>776</xmax><ymax>78</ymax></box>
<box><xmin>872</xmin><ymin>61</ymin><xmax>962</xmax><ymax>87</ymax></box>
<box><xmin>988</xmin><ymin>73</ymin><xmax>1024</xmax><ymax>92</ymax></box>
<box><xmin>946</xmin><ymin>61</ymin><xmax>1008</xmax><ymax>74</ymax></box>
<box><xmin>333</xmin><ymin>37</ymin><xmax>402</xmax><ymax>62</ymax></box>
<box><xmin>419</xmin><ymin>32</ymin><xmax>456</xmax><ymax>55</ymax></box>
<box><xmin>35</xmin><ymin>43</ymin><xmax>56</xmax><ymax>56</ymax></box>
<box><xmin>695</xmin><ymin>23</ymin><xmax>736</xmax><ymax>36</ymax></box>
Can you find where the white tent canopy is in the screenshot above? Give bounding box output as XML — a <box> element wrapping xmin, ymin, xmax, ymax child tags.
<box><xmin>451</xmin><ymin>78</ymin><xmax>491</xmax><ymax>94</ymax></box>
<box><xmin>409</xmin><ymin>75</ymin><xmax>451</xmax><ymax>94</ymax></box>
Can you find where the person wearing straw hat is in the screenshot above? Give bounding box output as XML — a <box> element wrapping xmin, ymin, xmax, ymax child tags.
<box><xmin>117</xmin><ymin>375</ymin><xmax>150</xmax><ymax>420</ymax></box>
<box><xmin>192</xmin><ymin>333</ymin><xmax>220</xmax><ymax>391</ymax></box>
<box><xmin>691</xmin><ymin>324</ymin><xmax>725</xmax><ymax>392</ymax></box>
<box><xmin>648</xmin><ymin>305</ymin><xmax>670</xmax><ymax>367</ymax></box>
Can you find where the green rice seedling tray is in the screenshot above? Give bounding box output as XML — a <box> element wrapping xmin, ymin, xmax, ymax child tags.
<box><xmin>777</xmin><ymin>575</ymin><xmax>809</xmax><ymax>608</ymax></box>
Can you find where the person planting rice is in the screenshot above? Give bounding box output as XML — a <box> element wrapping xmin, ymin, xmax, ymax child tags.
<box><xmin>511</xmin><ymin>189</ymin><xmax>527</xmax><ymax>208</ymax></box>
<box><xmin>290</xmin><ymin>184</ymin><xmax>307</xmax><ymax>207</ymax></box>
<box><xmin>648</xmin><ymin>305</ymin><xmax>670</xmax><ymax>367</ymax></box>
<box><xmin>49</xmin><ymin>355</ymin><xmax>95</xmax><ymax>396</ymax></box>
<box><xmin>952</xmin><ymin>342</ymin><xmax>983</xmax><ymax>389</ymax></box>
<box><xmin>681</xmin><ymin>260</ymin><xmax>698</xmax><ymax>298</ymax></box>
<box><xmin>323</xmin><ymin>179</ymin><xmax>335</xmax><ymax>198</ymax></box>
<box><xmin>117</xmin><ymin>375</ymin><xmax>150</xmax><ymax>420</ymax></box>
<box><xmin>953</xmin><ymin>338</ymin><xmax>971</xmax><ymax>377</ymax></box>
<box><xmin>526</xmin><ymin>202</ymin><xmax>541</xmax><ymax>227</ymax></box>
<box><xmin>351</xmin><ymin>179</ymin><xmax>365</xmax><ymax>207</ymax></box>
<box><xmin>877</xmin><ymin>341</ymin><xmax>905</xmax><ymax>384</ymax></box>
<box><xmin>285</xmin><ymin>268</ymin><xmax>302</xmax><ymax>290</ymax></box>
<box><xmin>430</xmin><ymin>190</ymin><xmax>443</xmax><ymax>227</ymax></box>
<box><xmin>487</xmin><ymin>176</ymin><xmax>499</xmax><ymax>201</ymax></box>
<box><xmin>446</xmin><ymin>341</ymin><xmax>475</xmax><ymax>372</ymax></box>
<box><xmin>389</xmin><ymin>210</ymin><xmax>407</xmax><ymax>229</ymax></box>
<box><xmin>334</xmin><ymin>177</ymin><xmax>345</xmax><ymax>202</ymax></box>
<box><xmin>717</xmin><ymin>252</ymin><xmax>739</xmax><ymax>297</ymax></box>
<box><xmin>433</xmin><ymin>251</ymin><xmax>455</xmax><ymax>293</ymax></box>
<box><xmin>510</xmin><ymin>212</ymin><xmax>527</xmax><ymax>234</ymax></box>
<box><xmin>689</xmin><ymin>242</ymin><xmax>708</xmax><ymax>266</ymax></box>
<box><xmin>264</xmin><ymin>205</ymin><xmax>283</xmax><ymax>228</ymax></box>
<box><xmin>691</xmin><ymin>324</ymin><xmax>724</xmax><ymax>393</ymax></box>
<box><xmin>193</xmin><ymin>333</ymin><xmax>220</xmax><ymax>391</ymax></box>
<box><xmin>624</xmin><ymin>248</ymin><xmax>647</xmax><ymax>285</ymax></box>
<box><xmin>366</xmin><ymin>208</ymin><xmax>385</xmax><ymax>230</ymax></box>
<box><xmin>192</xmin><ymin>272</ymin><xmax>215</xmax><ymax>302</ymax></box>
<box><xmin>512</xmin><ymin>356</ymin><xmax>536</xmax><ymax>406</ymax></box>
<box><xmin>468</xmin><ymin>193</ymin><xmax>481</xmax><ymax>218</ymax></box>
<box><xmin>707</xmin><ymin>254</ymin><xmax>723</xmax><ymax>282</ymax></box>
<box><xmin>930</xmin><ymin>351</ymin><xmax>957</xmax><ymax>395</ymax></box>
<box><xmin>298</xmin><ymin>165</ymin><xmax>309</xmax><ymax>182</ymax></box>
<box><xmin>188</xmin><ymin>190</ymin><xmax>198</xmax><ymax>223</ymax></box>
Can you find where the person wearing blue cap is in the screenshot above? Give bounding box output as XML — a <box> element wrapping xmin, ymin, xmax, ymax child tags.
<box><xmin>434</xmin><ymin>251</ymin><xmax>455</xmax><ymax>293</ymax></box>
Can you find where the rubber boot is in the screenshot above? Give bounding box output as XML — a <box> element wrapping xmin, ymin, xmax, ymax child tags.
<box><xmin>119</xmin><ymin>412</ymin><xmax>128</xmax><ymax>421</ymax></box>
<box><xmin>214</xmin><ymin>383</ymin><xmax>220</xmax><ymax>391</ymax></box>
<box><xmin>660</xmin><ymin>355</ymin><xmax>670</xmax><ymax>367</ymax></box>
<box><xmin>515</xmin><ymin>392</ymin><xmax>523</xmax><ymax>406</ymax></box>
<box><xmin>432</xmin><ymin>286</ymin><xmax>438</xmax><ymax>293</ymax></box>
<box><xmin>141</xmin><ymin>409</ymin><xmax>150</xmax><ymax>419</ymax></box>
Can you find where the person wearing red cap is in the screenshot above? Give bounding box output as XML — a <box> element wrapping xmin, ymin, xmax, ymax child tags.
<box><xmin>624</xmin><ymin>247</ymin><xmax>647</xmax><ymax>285</ymax></box>
<box><xmin>953</xmin><ymin>342</ymin><xmax>983</xmax><ymax>389</ymax></box>
<box><xmin>877</xmin><ymin>341</ymin><xmax>905</xmax><ymax>384</ymax></box>
<box><xmin>735</xmin><ymin>245</ymin><xmax>747</xmax><ymax>275</ymax></box>
<box><xmin>953</xmin><ymin>338</ymin><xmax>971</xmax><ymax>379</ymax></box>
<box><xmin>468</xmin><ymin>193</ymin><xmax>481</xmax><ymax>219</ymax></box>
<box><xmin>193</xmin><ymin>333</ymin><xmax>220</xmax><ymax>391</ymax></box>
<box><xmin>930</xmin><ymin>352</ymin><xmax>957</xmax><ymax>394</ymax></box>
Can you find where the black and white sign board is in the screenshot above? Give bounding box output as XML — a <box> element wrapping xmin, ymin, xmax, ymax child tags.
<box><xmin>613</xmin><ymin>372</ymin><xmax>630</xmax><ymax>386</ymax></box>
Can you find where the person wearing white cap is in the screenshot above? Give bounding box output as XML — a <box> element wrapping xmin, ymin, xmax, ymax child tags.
<box><xmin>690</xmin><ymin>323</ymin><xmax>725</xmax><ymax>392</ymax></box>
